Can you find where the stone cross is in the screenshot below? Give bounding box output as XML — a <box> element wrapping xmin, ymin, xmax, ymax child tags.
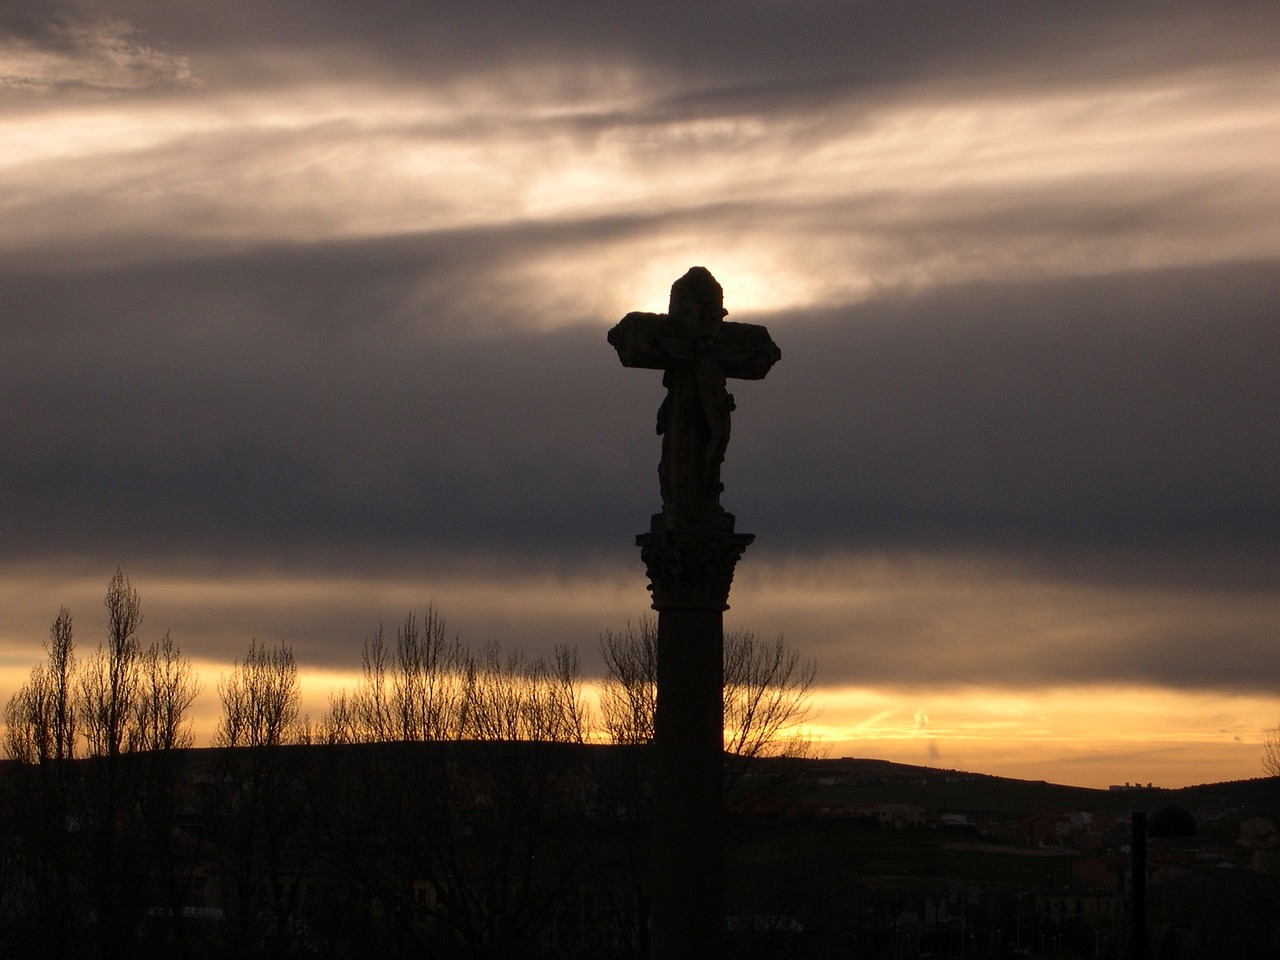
<box><xmin>608</xmin><ymin>267</ymin><xmax>780</xmax><ymax>960</ymax></box>
<box><xmin>608</xmin><ymin>266</ymin><xmax>781</xmax><ymax>519</ymax></box>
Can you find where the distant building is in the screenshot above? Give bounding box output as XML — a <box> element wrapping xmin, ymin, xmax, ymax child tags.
<box><xmin>1034</xmin><ymin>876</ymin><xmax>1127</xmax><ymax>924</ymax></box>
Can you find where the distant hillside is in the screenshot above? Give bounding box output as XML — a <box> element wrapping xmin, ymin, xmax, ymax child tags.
<box><xmin>778</xmin><ymin>755</ymin><xmax>1280</xmax><ymax>820</ymax></box>
<box><xmin>3</xmin><ymin>745</ymin><xmax>1274</xmax><ymax>819</ymax></box>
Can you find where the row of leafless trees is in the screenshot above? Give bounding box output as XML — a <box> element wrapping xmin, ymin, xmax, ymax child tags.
<box><xmin>1</xmin><ymin>572</ymin><xmax>817</xmax><ymax>959</ymax></box>
<box><xmin>319</xmin><ymin>610</ymin><xmax>590</xmax><ymax>747</ymax></box>
<box><xmin>2</xmin><ymin>572</ymin><xmax>300</xmax><ymax>761</ymax></box>
<box><xmin>23</xmin><ymin>572</ymin><xmax>1279</xmax><ymax>959</ymax></box>
<box><xmin>2</xmin><ymin>573</ymin><xmax>209</xmax><ymax>959</ymax></box>
<box><xmin>7</xmin><ymin>575</ymin><xmax>816</xmax><ymax>762</ymax></box>
<box><xmin>316</xmin><ymin>612</ymin><xmax>817</xmax><ymax>760</ymax></box>
<box><xmin>4</xmin><ymin>571</ymin><xmax>201</xmax><ymax>766</ymax></box>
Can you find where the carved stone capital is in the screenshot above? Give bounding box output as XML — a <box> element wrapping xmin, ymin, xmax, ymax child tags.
<box><xmin>636</xmin><ymin>514</ymin><xmax>755</xmax><ymax>611</ymax></box>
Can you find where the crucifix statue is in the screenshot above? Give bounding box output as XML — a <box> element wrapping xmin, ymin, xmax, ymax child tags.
<box><xmin>609</xmin><ymin>266</ymin><xmax>781</xmax><ymax>520</ymax></box>
<box><xmin>608</xmin><ymin>267</ymin><xmax>780</xmax><ymax>960</ymax></box>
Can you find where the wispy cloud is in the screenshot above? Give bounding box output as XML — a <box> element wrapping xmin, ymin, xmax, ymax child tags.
<box><xmin>0</xmin><ymin>10</ymin><xmax>200</xmax><ymax>97</ymax></box>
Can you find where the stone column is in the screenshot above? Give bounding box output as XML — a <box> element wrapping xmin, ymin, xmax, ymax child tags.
<box><xmin>608</xmin><ymin>267</ymin><xmax>778</xmax><ymax>960</ymax></box>
<box><xmin>639</xmin><ymin>511</ymin><xmax>753</xmax><ymax>960</ymax></box>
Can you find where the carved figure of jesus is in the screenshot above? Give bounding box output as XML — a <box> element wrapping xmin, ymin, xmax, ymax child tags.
<box><xmin>608</xmin><ymin>267</ymin><xmax>780</xmax><ymax>515</ymax></box>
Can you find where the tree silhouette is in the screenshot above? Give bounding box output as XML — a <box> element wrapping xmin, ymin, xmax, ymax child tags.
<box><xmin>2</xmin><ymin>571</ymin><xmax>200</xmax><ymax>960</ymax></box>
<box><xmin>1263</xmin><ymin>720</ymin><xmax>1280</xmax><ymax>778</ymax></box>
<box><xmin>216</xmin><ymin>639</ymin><xmax>301</xmax><ymax>748</ymax></box>
<box><xmin>598</xmin><ymin>616</ymin><xmax>817</xmax><ymax>761</ymax></box>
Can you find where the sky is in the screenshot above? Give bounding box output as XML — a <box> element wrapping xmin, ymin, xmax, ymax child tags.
<box><xmin>2</xmin><ymin>0</ymin><xmax>1278</xmax><ymax>789</ymax></box>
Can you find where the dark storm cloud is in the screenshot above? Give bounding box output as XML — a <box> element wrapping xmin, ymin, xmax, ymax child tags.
<box><xmin>0</xmin><ymin>224</ymin><xmax>658</xmax><ymax>563</ymax></box>
<box><xmin>161</xmin><ymin>1</ymin><xmax>1280</xmax><ymax>82</ymax></box>
<box><xmin>756</xmin><ymin>556</ymin><xmax>1280</xmax><ymax>694</ymax></box>
<box><xmin>740</xmin><ymin>260</ymin><xmax>1280</xmax><ymax>563</ymax></box>
<box><xmin>12</xmin><ymin>0</ymin><xmax>1272</xmax><ymax>108</ymax></box>
<box><xmin>3</xmin><ymin>216</ymin><xmax>1276</xmax><ymax>582</ymax></box>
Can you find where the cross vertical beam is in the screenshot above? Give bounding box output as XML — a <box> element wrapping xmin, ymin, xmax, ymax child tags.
<box><xmin>608</xmin><ymin>267</ymin><xmax>780</xmax><ymax>960</ymax></box>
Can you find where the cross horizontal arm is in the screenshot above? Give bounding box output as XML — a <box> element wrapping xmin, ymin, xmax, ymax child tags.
<box><xmin>608</xmin><ymin>311</ymin><xmax>781</xmax><ymax>380</ymax></box>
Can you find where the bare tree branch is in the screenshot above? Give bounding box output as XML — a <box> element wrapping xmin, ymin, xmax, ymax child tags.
<box><xmin>137</xmin><ymin>631</ymin><xmax>200</xmax><ymax>752</ymax></box>
<box><xmin>216</xmin><ymin>640</ymin><xmax>300</xmax><ymax>748</ymax></box>
<box><xmin>598</xmin><ymin>617</ymin><xmax>818</xmax><ymax>759</ymax></box>
<box><xmin>79</xmin><ymin>570</ymin><xmax>144</xmax><ymax>758</ymax></box>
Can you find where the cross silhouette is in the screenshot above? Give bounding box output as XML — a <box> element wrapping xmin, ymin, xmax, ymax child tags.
<box><xmin>608</xmin><ymin>267</ymin><xmax>781</xmax><ymax>515</ymax></box>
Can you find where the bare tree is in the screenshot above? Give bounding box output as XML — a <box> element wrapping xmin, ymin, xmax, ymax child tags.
<box><xmin>463</xmin><ymin>641</ymin><xmax>590</xmax><ymax>744</ymax></box>
<box><xmin>72</xmin><ymin>570</ymin><xmax>158</xmax><ymax>959</ymax></box>
<box><xmin>130</xmin><ymin>629</ymin><xmax>202</xmax><ymax>957</ymax></box>
<box><xmin>46</xmin><ymin>607</ymin><xmax>78</xmax><ymax>762</ymax></box>
<box><xmin>546</xmin><ymin>643</ymin><xmax>591</xmax><ymax>745</ymax></box>
<box><xmin>78</xmin><ymin>569</ymin><xmax>144</xmax><ymax>758</ymax></box>
<box><xmin>1</xmin><ymin>575</ymin><xmax>202</xmax><ymax>959</ymax></box>
<box><xmin>3</xmin><ymin>608</ymin><xmax>77</xmax><ymax>765</ymax></box>
<box><xmin>394</xmin><ymin>607</ymin><xmax>469</xmax><ymax>741</ymax></box>
<box><xmin>313</xmin><ymin>612</ymin><xmax>598</xmax><ymax>957</ymax></box>
<box><xmin>29</xmin><ymin>576</ymin><xmax>198</xmax><ymax>761</ymax></box>
<box><xmin>598</xmin><ymin>620</ymin><xmax>658</xmax><ymax>747</ymax></box>
<box><xmin>598</xmin><ymin>616</ymin><xmax>817</xmax><ymax>758</ymax></box>
<box><xmin>216</xmin><ymin>639</ymin><xmax>301</xmax><ymax>748</ymax></box>
<box><xmin>1264</xmin><ymin>722</ymin><xmax>1280</xmax><ymax>778</ymax></box>
<box><xmin>723</xmin><ymin>630</ymin><xmax>818</xmax><ymax>761</ymax></box>
<box><xmin>3</xmin><ymin>670</ymin><xmax>50</xmax><ymax>765</ymax></box>
<box><xmin>319</xmin><ymin>688</ymin><xmax>360</xmax><ymax>745</ymax></box>
<box><xmin>322</xmin><ymin>607</ymin><xmax>590</xmax><ymax>749</ymax></box>
<box><xmin>321</xmin><ymin>607</ymin><xmax>471</xmax><ymax>744</ymax></box>
<box><xmin>594</xmin><ymin>619</ymin><xmax>819</xmax><ymax>956</ymax></box>
<box><xmin>209</xmin><ymin>640</ymin><xmax>312</xmax><ymax>956</ymax></box>
<box><xmin>137</xmin><ymin>630</ymin><xmax>200</xmax><ymax>752</ymax></box>
<box><xmin>1</xmin><ymin>608</ymin><xmax>82</xmax><ymax>957</ymax></box>
<box><xmin>358</xmin><ymin>621</ymin><xmax>396</xmax><ymax>741</ymax></box>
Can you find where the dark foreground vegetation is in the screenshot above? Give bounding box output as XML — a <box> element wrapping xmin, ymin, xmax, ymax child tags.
<box><xmin>3</xmin><ymin>745</ymin><xmax>1280</xmax><ymax>959</ymax></box>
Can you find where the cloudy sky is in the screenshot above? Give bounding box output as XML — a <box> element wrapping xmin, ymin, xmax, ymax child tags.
<box><xmin>3</xmin><ymin>0</ymin><xmax>1278</xmax><ymax>788</ymax></box>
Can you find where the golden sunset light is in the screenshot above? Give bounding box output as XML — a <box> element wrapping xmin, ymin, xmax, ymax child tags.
<box><xmin>805</xmin><ymin>684</ymin><xmax>1277</xmax><ymax>789</ymax></box>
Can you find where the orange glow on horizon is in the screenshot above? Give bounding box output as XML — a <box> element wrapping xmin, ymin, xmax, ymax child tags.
<box><xmin>4</xmin><ymin>563</ymin><xmax>1278</xmax><ymax>790</ymax></box>
<box><xmin>3</xmin><ymin>645</ymin><xmax>1274</xmax><ymax>790</ymax></box>
<box><xmin>802</xmin><ymin>684</ymin><xmax>1278</xmax><ymax>789</ymax></box>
